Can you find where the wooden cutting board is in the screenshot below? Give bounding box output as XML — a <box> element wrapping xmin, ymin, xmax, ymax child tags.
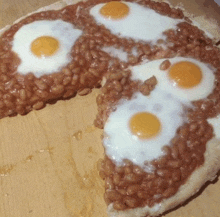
<box><xmin>0</xmin><ymin>0</ymin><xmax>220</xmax><ymax>217</ymax></box>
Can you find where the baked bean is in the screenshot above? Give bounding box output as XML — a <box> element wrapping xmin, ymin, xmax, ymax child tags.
<box><xmin>142</xmin><ymin>45</ymin><xmax>151</xmax><ymax>55</ymax></box>
<box><xmin>118</xmin><ymin>180</ymin><xmax>129</xmax><ymax>188</ymax></box>
<box><xmin>124</xmin><ymin>166</ymin><xmax>133</xmax><ymax>174</ymax></box>
<box><xmin>124</xmin><ymin>196</ymin><xmax>138</xmax><ymax>208</ymax></box>
<box><xmin>128</xmin><ymin>56</ymin><xmax>138</xmax><ymax>65</ymax></box>
<box><xmin>88</xmin><ymin>68</ymin><xmax>99</xmax><ymax>77</ymax></box>
<box><xmin>109</xmin><ymin>72</ymin><xmax>123</xmax><ymax>81</ymax></box>
<box><xmin>79</xmin><ymin>73</ymin><xmax>86</xmax><ymax>85</ymax></box>
<box><xmin>117</xmin><ymin>188</ymin><xmax>127</xmax><ymax>196</ymax></box>
<box><xmin>71</xmin><ymin>74</ymin><xmax>79</xmax><ymax>85</ymax></box>
<box><xmin>4</xmin><ymin>99</ymin><xmax>14</xmax><ymax>108</ymax></box>
<box><xmin>105</xmin><ymin>177</ymin><xmax>115</xmax><ymax>190</ymax></box>
<box><xmin>34</xmin><ymin>79</ymin><xmax>48</xmax><ymax>90</ymax></box>
<box><xmin>78</xmin><ymin>88</ymin><xmax>91</xmax><ymax>96</ymax></box>
<box><xmin>105</xmin><ymin>190</ymin><xmax>122</xmax><ymax>201</ymax></box>
<box><xmin>139</xmin><ymin>84</ymin><xmax>150</xmax><ymax>96</ymax></box>
<box><xmin>32</xmin><ymin>101</ymin><xmax>44</xmax><ymax>110</ymax></box>
<box><xmin>137</xmin><ymin>191</ymin><xmax>149</xmax><ymax>199</ymax></box>
<box><xmin>144</xmin><ymin>173</ymin><xmax>156</xmax><ymax>180</ymax></box>
<box><xmin>0</xmin><ymin>101</ymin><xmax>5</xmax><ymax>109</ymax></box>
<box><xmin>115</xmin><ymin>166</ymin><xmax>125</xmax><ymax>174</ymax></box>
<box><xmin>53</xmin><ymin>74</ymin><xmax>64</xmax><ymax>85</ymax></box>
<box><xmin>141</xmin><ymin>180</ymin><xmax>153</xmax><ymax>190</ymax></box>
<box><xmin>157</xmin><ymin>169</ymin><xmax>170</xmax><ymax>178</ymax></box>
<box><xmin>124</xmin><ymin>173</ymin><xmax>141</xmax><ymax>183</ymax></box>
<box><xmin>16</xmin><ymin>105</ymin><xmax>26</xmax><ymax>115</ymax></box>
<box><xmin>0</xmin><ymin>63</ymin><xmax>7</xmax><ymax>73</ymax></box>
<box><xmin>172</xmin><ymin>169</ymin><xmax>181</xmax><ymax>182</ymax></box>
<box><xmin>156</xmin><ymin>157</ymin><xmax>167</xmax><ymax>168</ymax></box>
<box><xmin>113</xmin><ymin>80</ymin><xmax>123</xmax><ymax>92</ymax></box>
<box><xmin>91</xmin><ymin>50</ymin><xmax>99</xmax><ymax>59</ymax></box>
<box><xmin>16</xmin><ymin>98</ymin><xmax>25</xmax><ymax>106</ymax></box>
<box><xmin>0</xmin><ymin>84</ymin><xmax>4</xmax><ymax>92</ymax></box>
<box><xmin>167</xmin><ymin>160</ymin><xmax>181</xmax><ymax>168</ymax></box>
<box><xmin>104</xmin><ymin>159</ymin><xmax>115</xmax><ymax>176</ymax></box>
<box><xmin>160</xmin><ymin>59</ymin><xmax>171</xmax><ymax>70</ymax></box>
<box><xmin>179</xmin><ymin>126</ymin><xmax>189</xmax><ymax>138</ymax></box>
<box><xmin>127</xmin><ymin>185</ymin><xmax>140</xmax><ymax>195</ymax></box>
<box><xmin>5</xmin><ymin>79</ymin><xmax>16</xmax><ymax>90</ymax></box>
<box><xmin>19</xmin><ymin>89</ymin><xmax>27</xmax><ymax>101</ymax></box>
<box><xmin>62</xmin><ymin>68</ymin><xmax>72</xmax><ymax>76</ymax></box>
<box><xmin>41</xmin><ymin>76</ymin><xmax>53</xmax><ymax>86</ymax></box>
<box><xmin>178</xmin><ymin>141</ymin><xmax>187</xmax><ymax>155</ymax></box>
<box><xmin>72</xmin><ymin>67</ymin><xmax>80</xmax><ymax>74</ymax></box>
<box><xmin>113</xmin><ymin>173</ymin><xmax>121</xmax><ymax>185</ymax></box>
<box><xmin>6</xmin><ymin>109</ymin><xmax>15</xmax><ymax>116</ymax></box>
<box><xmin>133</xmin><ymin>166</ymin><xmax>144</xmax><ymax>176</ymax></box>
<box><xmin>162</xmin><ymin>146</ymin><xmax>171</xmax><ymax>156</ymax></box>
<box><xmin>29</xmin><ymin>96</ymin><xmax>39</xmax><ymax>104</ymax></box>
<box><xmin>51</xmin><ymin>85</ymin><xmax>64</xmax><ymax>95</ymax></box>
<box><xmin>120</xmin><ymin>77</ymin><xmax>127</xmax><ymax>86</ymax></box>
<box><xmin>113</xmin><ymin>201</ymin><xmax>127</xmax><ymax>210</ymax></box>
<box><xmin>180</xmin><ymin>166</ymin><xmax>189</xmax><ymax>179</ymax></box>
<box><xmin>35</xmin><ymin>90</ymin><xmax>49</xmax><ymax>99</ymax></box>
<box><xmin>63</xmin><ymin>76</ymin><xmax>72</xmax><ymax>86</ymax></box>
<box><xmin>162</xmin><ymin>187</ymin><xmax>176</xmax><ymax>198</ymax></box>
<box><xmin>0</xmin><ymin>74</ymin><xmax>9</xmax><ymax>82</ymax></box>
<box><xmin>171</xmin><ymin>145</ymin><xmax>179</xmax><ymax>159</ymax></box>
<box><xmin>74</xmin><ymin>45</ymin><xmax>80</xmax><ymax>54</ymax></box>
<box><xmin>181</xmin><ymin>152</ymin><xmax>192</xmax><ymax>164</ymax></box>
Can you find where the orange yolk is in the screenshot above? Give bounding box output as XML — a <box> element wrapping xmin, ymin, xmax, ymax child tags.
<box><xmin>31</xmin><ymin>36</ymin><xmax>59</xmax><ymax>57</ymax></box>
<box><xmin>129</xmin><ymin>112</ymin><xmax>161</xmax><ymax>139</ymax></box>
<box><xmin>100</xmin><ymin>1</ymin><xmax>130</xmax><ymax>20</ymax></box>
<box><xmin>168</xmin><ymin>61</ymin><xmax>203</xmax><ymax>88</ymax></box>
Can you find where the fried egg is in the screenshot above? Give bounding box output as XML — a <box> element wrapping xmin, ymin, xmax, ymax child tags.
<box><xmin>12</xmin><ymin>20</ymin><xmax>82</xmax><ymax>77</ymax></box>
<box><xmin>90</xmin><ymin>1</ymin><xmax>181</xmax><ymax>42</ymax></box>
<box><xmin>103</xmin><ymin>88</ymin><xmax>185</xmax><ymax>169</ymax></box>
<box><xmin>131</xmin><ymin>57</ymin><xmax>215</xmax><ymax>101</ymax></box>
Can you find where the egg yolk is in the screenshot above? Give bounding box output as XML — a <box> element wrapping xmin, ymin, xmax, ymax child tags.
<box><xmin>129</xmin><ymin>112</ymin><xmax>161</xmax><ymax>139</ymax></box>
<box><xmin>168</xmin><ymin>61</ymin><xmax>203</xmax><ymax>88</ymax></box>
<box><xmin>100</xmin><ymin>1</ymin><xmax>130</xmax><ymax>20</ymax></box>
<box><xmin>31</xmin><ymin>36</ymin><xmax>59</xmax><ymax>57</ymax></box>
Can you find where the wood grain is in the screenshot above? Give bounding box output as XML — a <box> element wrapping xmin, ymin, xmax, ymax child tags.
<box><xmin>0</xmin><ymin>0</ymin><xmax>219</xmax><ymax>217</ymax></box>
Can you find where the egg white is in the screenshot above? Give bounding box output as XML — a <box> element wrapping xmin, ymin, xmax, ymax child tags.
<box><xmin>131</xmin><ymin>57</ymin><xmax>215</xmax><ymax>102</ymax></box>
<box><xmin>90</xmin><ymin>1</ymin><xmax>181</xmax><ymax>42</ymax></box>
<box><xmin>208</xmin><ymin>115</ymin><xmax>220</xmax><ymax>138</ymax></box>
<box><xmin>12</xmin><ymin>20</ymin><xmax>82</xmax><ymax>77</ymax></box>
<box><xmin>103</xmin><ymin>88</ymin><xmax>185</xmax><ymax>170</ymax></box>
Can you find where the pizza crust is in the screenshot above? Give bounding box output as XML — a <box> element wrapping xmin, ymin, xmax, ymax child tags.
<box><xmin>0</xmin><ymin>1</ymin><xmax>220</xmax><ymax>217</ymax></box>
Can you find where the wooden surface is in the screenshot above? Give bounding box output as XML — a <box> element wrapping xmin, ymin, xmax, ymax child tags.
<box><xmin>0</xmin><ymin>0</ymin><xmax>220</xmax><ymax>217</ymax></box>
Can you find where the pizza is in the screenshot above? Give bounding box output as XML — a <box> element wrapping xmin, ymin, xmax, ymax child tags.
<box><xmin>0</xmin><ymin>0</ymin><xmax>220</xmax><ymax>216</ymax></box>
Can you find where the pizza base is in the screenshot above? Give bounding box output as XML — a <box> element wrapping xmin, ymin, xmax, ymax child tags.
<box><xmin>0</xmin><ymin>0</ymin><xmax>220</xmax><ymax>217</ymax></box>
